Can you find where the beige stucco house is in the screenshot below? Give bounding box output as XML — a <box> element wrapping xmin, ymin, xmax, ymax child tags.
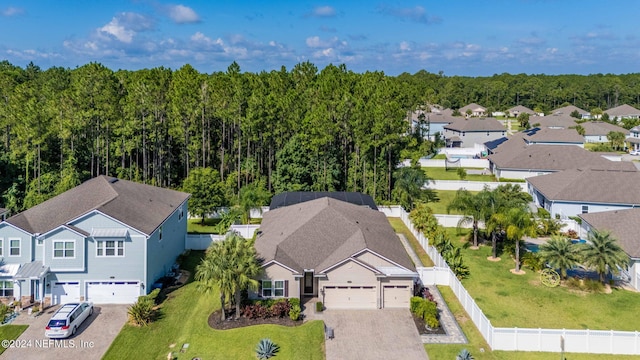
<box><xmin>253</xmin><ymin>196</ymin><xmax>417</xmax><ymax>309</ymax></box>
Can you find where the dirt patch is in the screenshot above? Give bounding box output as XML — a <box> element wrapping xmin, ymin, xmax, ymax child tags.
<box><xmin>510</xmin><ymin>269</ymin><xmax>526</xmax><ymax>275</ymax></box>
<box><xmin>486</xmin><ymin>256</ymin><xmax>501</xmax><ymax>262</ymax></box>
<box><xmin>208</xmin><ymin>309</ymin><xmax>303</xmax><ymax>330</ymax></box>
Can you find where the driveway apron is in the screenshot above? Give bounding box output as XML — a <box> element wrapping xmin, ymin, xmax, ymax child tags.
<box><xmin>320</xmin><ymin>309</ymin><xmax>429</xmax><ymax>360</ymax></box>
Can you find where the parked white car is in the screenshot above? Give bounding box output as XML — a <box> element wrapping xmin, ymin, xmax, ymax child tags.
<box><xmin>45</xmin><ymin>302</ymin><xmax>93</xmax><ymax>338</ymax></box>
<box><xmin>630</xmin><ymin>149</ymin><xmax>640</xmax><ymax>156</ymax></box>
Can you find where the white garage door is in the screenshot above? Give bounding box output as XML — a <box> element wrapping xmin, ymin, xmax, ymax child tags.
<box><xmin>383</xmin><ymin>285</ymin><xmax>410</xmax><ymax>308</ymax></box>
<box><xmin>86</xmin><ymin>281</ymin><xmax>141</xmax><ymax>304</ymax></box>
<box><xmin>51</xmin><ymin>281</ymin><xmax>81</xmax><ymax>305</ymax></box>
<box><xmin>323</xmin><ymin>286</ymin><xmax>376</xmax><ymax>309</ymax></box>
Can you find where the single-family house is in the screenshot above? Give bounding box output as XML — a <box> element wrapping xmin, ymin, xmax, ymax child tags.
<box><xmin>521</xmin><ymin>127</ymin><xmax>584</xmax><ymax>147</ymax></box>
<box><xmin>530</xmin><ymin>114</ymin><xmax>578</xmax><ymax>129</ymax></box>
<box><xmin>506</xmin><ymin>105</ymin><xmax>536</xmax><ymax>118</ymax></box>
<box><xmin>443</xmin><ymin>117</ymin><xmax>506</xmax><ymax>148</ymax></box>
<box><xmin>579</xmin><ymin>209</ymin><xmax>640</xmax><ymax>290</ymax></box>
<box><xmin>0</xmin><ymin>176</ymin><xmax>190</xmax><ymax>306</ymax></box>
<box><xmin>552</xmin><ymin>105</ymin><xmax>590</xmax><ymax>119</ymax></box>
<box><xmin>459</xmin><ymin>103</ymin><xmax>487</xmax><ymax>117</ymax></box>
<box><xmin>253</xmin><ymin>196</ymin><xmax>417</xmax><ymax>309</ymax></box>
<box><xmin>579</xmin><ymin>121</ymin><xmax>629</xmax><ymax>143</ymax></box>
<box><xmin>605</xmin><ymin>104</ymin><xmax>640</xmax><ymax>121</ymax></box>
<box><xmin>408</xmin><ymin>109</ymin><xmax>457</xmax><ymax>140</ymax></box>
<box><xmin>626</xmin><ymin>125</ymin><xmax>640</xmax><ymax>151</ymax></box>
<box><xmin>527</xmin><ymin>168</ymin><xmax>640</xmax><ymax>219</ymax></box>
<box><xmin>488</xmin><ymin>141</ymin><xmax>634</xmax><ymax>180</ymax></box>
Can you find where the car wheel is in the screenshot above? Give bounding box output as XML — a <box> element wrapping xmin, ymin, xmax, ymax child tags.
<box><xmin>72</xmin><ymin>326</ymin><xmax>77</xmax><ymax>336</ymax></box>
<box><xmin>89</xmin><ymin>307</ymin><xmax>93</xmax><ymax>316</ymax></box>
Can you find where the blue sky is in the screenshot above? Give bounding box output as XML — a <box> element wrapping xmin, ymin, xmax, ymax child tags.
<box><xmin>1</xmin><ymin>1</ymin><xmax>639</xmax><ymax>76</ymax></box>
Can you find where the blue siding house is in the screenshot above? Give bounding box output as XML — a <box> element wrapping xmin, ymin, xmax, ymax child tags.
<box><xmin>0</xmin><ymin>176</ymin><xmax>190</xmax><ymax>307</ymax></box>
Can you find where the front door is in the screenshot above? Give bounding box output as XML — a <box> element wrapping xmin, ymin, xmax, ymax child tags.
<box><xmin>30</xmin><ymin>279</ymin><xmax>39</xmax><ymax>301</ymax></box>
<box><xmin>304</xmin><ymin>272</ymin><xmax>314</xmax><ymax>295</ymax></box>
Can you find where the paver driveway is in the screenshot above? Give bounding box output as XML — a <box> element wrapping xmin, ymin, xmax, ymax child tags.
<box><xmin>317</xmin><ymin>309</ymin><xmax>429</xmax><ymax>360</ymax></box>
<box><xmin>2</xmin><ymin>304</ymin><xmax>128</xmax><ymax>360</ymax></box>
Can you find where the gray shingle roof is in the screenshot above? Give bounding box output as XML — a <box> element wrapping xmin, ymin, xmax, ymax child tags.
<box><xmin>6</xmin><ymin>176</ymin><xmax>190</xmax><ymax>235</ymax></box>
<box><xmin>14</xmin><ymin>261</ymin><xmax>49</xmax><ymax>280</ymax></box>
<box><xmin>605</xmin><ymin>104</ymin><xmax>640</xmax><ymax>117</ymax></box>
<box><xmin>444</xmin><ymin>117</ymin><xmax>505</xmax><ymax>132</ymax></box>
<box><xmin>527</xmin><ymin>168</ymin><xmax>640</xmax><ymax>204</ymax></box>
<box><xmin>255</xmin><ymin>197</ymin><xmax>415</xmax><ymax>274</ymax></box>
<box><xmin>488</xmin><ymin>144</ymin><xmax>636</xmax><ymax>172</ymax></box>
<box><xmin>507</xmin><ymin>105</ymin><xmax>536</xmax><ymax>115</ymax></box>
<box><xmin>524</xmin><ymin>128</ymin><xmax>584</xmax><ymax>144</ymax></box>
<box><xmin>552</xmin><ymin>105</ymin><xmax>588</xmax><ymax>115</ymax></box>
<box><xmin>579</xmin><ymin>121</ymin><xmax>629</xmax><ymax>136</ymax></box>
<box><xmin>579</xmin><ymin>208</ymin><xmax>640</xmax><ymax>258</ymax></box>
<box><xmin>459</xmin><ymin>103</ymin><xmax>486</xmax><ymax>113</ymax></box>
<box><xmin>531</xmin><ymin>114</ymin><xmax>578</xmax><ymax>129</ymax></box>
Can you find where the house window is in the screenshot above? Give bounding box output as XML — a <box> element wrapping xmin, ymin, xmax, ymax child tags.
<box><xmin>178</xmin><ymin>206</ymin><xmax>184</xmax><ymax>221</ymax></box>
<box><xmin>581</xmin><ymin>205</ymin><xmax>589</xmax><ymax>214</ymax></box>
<box><xmin>0</xmin><ymin>238</ymin><xmax>3</xmax><ymax>257</ymax></box>
<box><xmin>0</xmin><ymin>281</ymin><xmax>13</xmax><ymax>297</ymax></box>
<box><xmin>159</xmin><ymin>227</ymin><xmax>163</xmax><ymax>242</ymax></box>
<box><xmin>261</xmin><ymin>280</ymin><xmax>285</xmax><ymax>297</ymax></box>
<box><xmin>96</xmin><ymin>240</ymin><xmax>124</xmax><ymax>257</ymax></box>
<box><xmin>9</xmin><ymin>239</ymin><xmax>20</xmax><ymax>256</ymax></box>
<box><xmin>53</xmin><ymin>240</ymin><xmax>75</xmax><ymax>258</ymax></box>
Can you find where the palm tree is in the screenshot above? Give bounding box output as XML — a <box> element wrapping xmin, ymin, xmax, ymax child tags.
<box><xmin>195</xmin><ymin>232</ymin><xmax>261</xmax><ymax>320</ymax></box>
<box><xmin>504</xmin><ymin>206</ymin><xmax>537</xmax><ymax>273</ymax></box>
<box><xmin>447</xmin><ymin>189</ymin><xmax>487</xmax><ymax>248</ymax></box>
<box><xmin>582</xmin><ymin>230</ymin><xmax>629</xmax><ymax>284</ymax></box>
<box><xmin>392</xmin><ymin>166</ymin><xmax>433</xmax><ymax>211</ymax></box>
<box><xmin>238</xmin><ymin>180</ymin><xmax>271</xmax><ymax>224</ymax></box>
<box><xmin>538</xmin><ymin>235</ymin><xmax>581</xmax><ymax>279</ymax></box>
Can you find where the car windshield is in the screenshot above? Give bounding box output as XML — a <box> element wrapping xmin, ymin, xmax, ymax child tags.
<box><xmin>48</xmin><ymin>319</ymin><xmax>67</xmax><ymax>328</ymax></box>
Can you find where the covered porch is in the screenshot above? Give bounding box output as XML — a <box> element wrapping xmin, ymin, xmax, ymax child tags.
<box><xmin>13</xmin><ymin>261</ymin><xmax>50</xmax><ymax>308</ymax></box>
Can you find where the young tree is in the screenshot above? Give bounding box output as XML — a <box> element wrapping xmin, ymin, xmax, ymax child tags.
<box><xmin>607</xmin><ymin>131</ymin><xmax>625</xmax><ymax>151</ymax></box>
<box><xmin>195</xmin><ymin>232</ymin><xmax>261</xmax><ymax>320</ymax></box>
<box><xmin>538</xmin><ymin>235</ymin><xmax>581</xmax><ymax>279</ymax></box>
<box><xmin>581</xmin><ymin>230</ymin><xmax>629</xmax><ymax>284</ymax></box>
<box><xmin>237</xmin><ymin>180</ymin><xmax>271</xmax><ymax>224</ymax></box>
<box><xmin>447</xmin><ymin>189</ymin><xmax>487</xmax><ymax>248</ymax></box>
<box><xmin>517</xmin><ymin>112</ymin><xmax>530</xmax><ymax>129</ymax></box>
<box><xmin>504</xmin><ymin>206</ymin><xmax>537</xmax><ymax>273</ymax></box>
<box><xmin>391</xmin><ymin>166</ymin><xmax>433</xmax><ymax>211</ymax></box>
<box><xmin>181</xmin><ymin>167</ymin><xmax>226</xmax><ymax>224</ymax></box>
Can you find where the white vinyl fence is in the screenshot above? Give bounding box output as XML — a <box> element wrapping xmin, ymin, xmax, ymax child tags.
<box><xmin>185</xmin><ymin>225</ymin><xmax>261</xmax><ymax>250</ymax></box>
<box><xmin>386</xmin><ymin>205</ymin><xmax>640</xmax><ymax>355</ymax></box>
<box><xmin>430</xmin><ymin>180</ymin><xmax>525</xmax><ymax>192</ymax></box>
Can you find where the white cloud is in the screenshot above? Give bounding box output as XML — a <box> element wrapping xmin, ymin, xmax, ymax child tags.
<box><xmin>98</xmin><ymin>12</ymin><xmax>154</xmax><ymax>43</ymax></box>
<box><xmin>2</xmin><ymin>7</ymin><xmax>24</xmax><ymax>16</ymax></box>
<box><xmin>168</xmin><ymin>4</ymin><xmax>200</xmax><ymax>24</ymax></box>
<box><xmin>399</xmin><ymin>41</ymin><xmax>411</xmax><ymax>51</ymax></box>
<box><xmin>313</xmin><ymin>6</ymin><xmax>336</xmax><ymax>17</ymax></box>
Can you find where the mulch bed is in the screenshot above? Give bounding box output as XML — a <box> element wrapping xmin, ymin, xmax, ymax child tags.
<box><xmin>412</xmin><ymin>312</ymin><xmax>446</xmax><ymax>335</ymax></box>
<box><xmin>208</xmin><ymin>309</ymin><xmax>304</xmax><ymax>330</ymax></box>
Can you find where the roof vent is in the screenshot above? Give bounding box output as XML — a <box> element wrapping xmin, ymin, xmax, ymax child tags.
<box><xmin>109</xmin><ymin>178</ymin><xmax>118</xmax><ymax>183</ymax></box>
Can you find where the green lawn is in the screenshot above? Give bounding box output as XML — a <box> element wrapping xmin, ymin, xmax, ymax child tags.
<box><xmin>388</xmin><ymin>218</ymin><xmax>434</xmax><ymax>267</ymax></box>
<box><xmin>425</xmin><ymin>286</ymin><xmax>640</xmax><ymax>360</ymax></box>
<box><xmin>104</xmin><ymin>251</ymin><xmax>325</xmax><ymax>360</ymax></box>
<box><xmin>423</xmin><ymin>167</ymin><xmax>497</xmax><ymax>182</ymax></box>
<box><xmin>423</xmin><ymin>190</ymin><xmax>478</xmax><ymax>215</ymax></box>
<box><xmin>187</xmin><ymin>218</ymin><xmax>222</xmax><ymax>234</ymax></box>
<box><xmin>457</xmin><ymin>244</ymin><xmax>640</xmax><ymax>331</ymax></box>
<box><xmin>0</xmin><ymin>325</ymin><xmax>28</xmax><ymax>355</ymax></box>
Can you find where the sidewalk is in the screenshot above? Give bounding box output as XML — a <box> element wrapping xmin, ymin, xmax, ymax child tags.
<box><xmin>398</xmin><ymin>234</ymin><xmax>468</xmax><ymax>344</ymax></box>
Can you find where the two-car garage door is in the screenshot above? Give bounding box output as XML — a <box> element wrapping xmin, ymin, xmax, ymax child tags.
<box><xmin>86</xmin><ymin>281</ymin><xmax>141</xmax><ymax>304</ymax></box>
<box><xmin>323</xmin><ymin>286</ymin><xmax>377</xmax><ymax>309</ymax></box>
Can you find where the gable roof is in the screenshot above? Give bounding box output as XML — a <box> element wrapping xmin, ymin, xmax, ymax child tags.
<box><xmin>523</xmin><ymin>127</ymin><xmax>584</xmax><ymax>144</ymax></box>
<box><xmin>531</xmin><ymin>114</ymin><xmax>578</xmax><ymax>129</ymax></box>
<box><xmin>5</xmin><ymin>176</ymin><xmax>190</xmax><ymax>236</ymax></box>
<box><xmin>444</xmin><ymin>117</ymin><xmax>505</xmax><ymax>132</ymax></box>
<box><xmin>270</xmin><ymin>191</ymin><xmax>378</xmax><ymax>210</ymax></box>
<box><xmin>488</xmin><ymin>143</ymin><xmax>636</xmax><ymax>172</ymax></box>
<box><xmin>552</xmin><ymin>105</ymin><xmax>588</xmax><ymax>115</ymax></box>
<box><xmin>507</xmin><ymin>105</ymin><xmax>536</xmax><ymax>115</ymax></box>
<box><xmin>579</xmin><ymin>121</ymin><xmax>629</xmax><ymax>136</ymax></box>
<box><xmin>605</xmin><ymin>104</ymin><xmax>640</xmax><ymax>117</ymax></box>
<box><xmin>255</xmin><ymin>197</ymin><xmax>415</xmax><ymax>274</ymax></box>
<box><xmin>459</xmin><ymin>103</ymin><xmax>486</xmax><ymax>113</ymax></box>
<box><xmin>527</xmin><ymin>168</ymin><xmax>640</xmax><ymax>204</ymax></box>
<box><xmin>579</xmin><ymin>208</ymin><xmax>640</xmax><ymax>258</ymax></box>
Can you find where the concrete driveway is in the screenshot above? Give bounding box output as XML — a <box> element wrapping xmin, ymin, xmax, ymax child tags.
<box><xmin>317</xmin><ymin>309</ymin><xmax>429</xmax><ymax>360</ymax></box>
<box><xmin>2</xmin><ymin>304</ymin><xmax>128</xmax><ymax>360</ymax></box>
